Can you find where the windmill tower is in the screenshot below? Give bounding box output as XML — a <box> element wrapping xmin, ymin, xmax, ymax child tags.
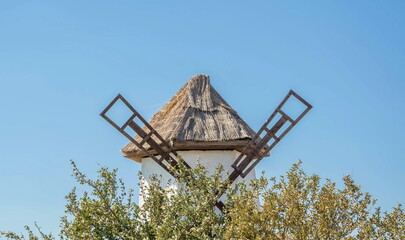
<box><xmin>101</xmin><ymin>74</ymin><xmax>312</xmax><ymax>211</ymax></box>
<box><xmin>122</xmin><ymin>74</ymin><xmax>260</xmax><ymax>204</ymax></box>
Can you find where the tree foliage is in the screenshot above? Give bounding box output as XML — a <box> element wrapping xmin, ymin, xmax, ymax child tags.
<box><xmin>1</xmin><ymin>160</ymin><xmax>403</xmax><ymax>240</ymax></box>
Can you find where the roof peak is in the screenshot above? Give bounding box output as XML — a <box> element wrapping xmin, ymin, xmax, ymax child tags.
<box><xmin>184</xmin><ymin>74</ymin><xmax>225</xmax><ymax>112</ymax></box>
<box><xmin>188</xmin><ymin>74</ymin><xmax>210</xmax><ymax>83</ymax></box>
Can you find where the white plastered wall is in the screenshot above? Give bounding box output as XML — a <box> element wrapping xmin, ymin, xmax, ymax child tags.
<box><xmin>139</xmin><ymin>150</ymin><xmax>256</xmax><ymax>206</ymax></box>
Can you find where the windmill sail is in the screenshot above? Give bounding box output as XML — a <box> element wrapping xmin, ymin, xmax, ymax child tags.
<box><xmin>100</xmin><ymin>94</ymin><xmax>190</xmax><ymax>177</ymax></box>
<box><xmin>231</xmin><ymin>90</ymin><xmax>312</xmax><ymax>178</ymax></box>
<box><xmin>215</xmin><ymin>90</ymin><xmax>312</xmax><ymax>205</ymax></box>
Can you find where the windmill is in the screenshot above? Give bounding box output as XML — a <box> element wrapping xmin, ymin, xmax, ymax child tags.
<box><xmin>100</xmin><ymin>74</ymin><xmax>312</xmax><ymax>211</ymax></box>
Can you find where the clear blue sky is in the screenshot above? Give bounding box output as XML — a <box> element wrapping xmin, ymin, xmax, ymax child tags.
<box><xmin>0</xmin><ymin>0</ymin><xmax>404</xmax><ymax>234</ymax></box>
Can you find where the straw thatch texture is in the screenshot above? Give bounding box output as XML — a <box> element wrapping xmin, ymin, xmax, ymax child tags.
<box><xmin>122</xmin><ymin>74</ymin><xmax>258</xmax><ymax>162</ymax></box>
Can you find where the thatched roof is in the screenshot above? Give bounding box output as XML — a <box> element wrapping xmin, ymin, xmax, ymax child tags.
<box><xmin>122</xmin><ymin>74</ymin><xmax>259</xmax><ymax>162</ymax></box>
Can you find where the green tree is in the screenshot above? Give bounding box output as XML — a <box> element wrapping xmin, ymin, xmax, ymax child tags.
<box><xmin>1</xmin><ymin>160</ymin><xmax>403</xmax><ymax>240</ymax></box>
<box><xmin>224</xmin><ymin>161</ymin><xmax>404</xmax><ymax>239</ymax></box>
